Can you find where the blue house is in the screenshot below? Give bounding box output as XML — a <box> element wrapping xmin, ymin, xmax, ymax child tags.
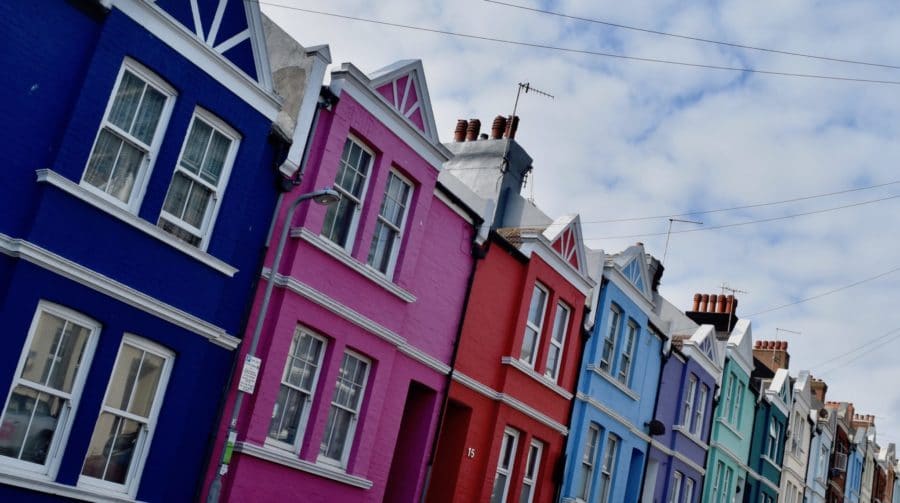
<box><xmin>0</xmin><ymin>1</ymin><xmax>322</xmax><ymax>500</ymax></box>
<box><xmin>561</xmin><ymin>244</ymin><xmax>666</xmax><ymax>503</ymax></box>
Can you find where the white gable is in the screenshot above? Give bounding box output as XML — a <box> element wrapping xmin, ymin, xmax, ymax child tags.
<box><xmin>543</xmin><ymin>214</ymin><xmax>588</xmax><ymax>278</ymax></box>
<box><xmin>609</xmin><ymin>244</ymin><xmax>653</xmax><ymax>301</ymax></box>
<box><xmin>368</xmin><ymin>60</ymin><xmax>439</xmax><ymax>142</ymax></box>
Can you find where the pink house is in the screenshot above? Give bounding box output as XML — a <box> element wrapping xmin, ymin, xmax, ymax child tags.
<box><xmin>204</xmin><ymin>58</ymin><xmax>478</xmax><ymax>502</ymax></box>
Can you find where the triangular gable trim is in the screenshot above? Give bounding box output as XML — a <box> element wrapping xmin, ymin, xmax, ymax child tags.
<box><xmin>368</xmin><ymin>60</ymin><xmax>439</xmax><ymax>142</ymax></box>
<box><xmin>542</xmin><ymin>215</ymin><xmax>588</xmax><ymax>278</ymax></box>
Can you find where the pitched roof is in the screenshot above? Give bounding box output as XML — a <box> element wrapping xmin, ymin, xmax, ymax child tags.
<box><xmin>368</xmin><ymin>60</ymin><xmax>439</xmax><ymax>141</ymax></box>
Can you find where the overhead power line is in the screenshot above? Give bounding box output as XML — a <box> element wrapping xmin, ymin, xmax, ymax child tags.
<box><xmin>819</xmin><ymin>332</ymin><xmax>900</xmax><ymax>377</ymax></box>
<box><xmin>746</xmin><ymin>265</ymin><xmax>900</xmax><ymax>317</ymax></box>
<box><xmin>584</xmin><ymin>193</ymin><xmax>900</xmax><ymax>240</ymax></box>
<box><xmin>254</xmin><ymin>1</ymin><xmax>900</xmax><ymax>86</ymax></box>
<box><xmin>811</xmin><ymin>327</ymin><xmax>900</xmax><ymax>373</ymax></box>
<box><xmin>483</xmin><ymin>0</ymin><xmax>900</xmax><ymax>71</ymax></box>
<box><xmin>579</xmin><ymin>179</ymin><xmax>900</xmax><ymax>224</ymax></box>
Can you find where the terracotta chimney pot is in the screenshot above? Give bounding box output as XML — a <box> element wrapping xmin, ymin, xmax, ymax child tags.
<box><xmin>490</xmin><ymin>115</ymin><xmax>507</xmax><ymax>139</ymax></box>
<box><xmin>504</xmin><ymin>115</ymin><xmax>520</xmax><ymax>139</ymax></box>
<box><xmin>692</xmin><ymin>294</ymin><xmax>701</xmax><ymax>312</ymax></box>
<box><xmin>466</xmin><ymin>118</ymin><xmax>481</xmax><ymax>141</ymax></box>
<box><xmin>454</xmin><ymin>119</ymin><xmax>468</xmax><ymax>142</ymax></box>
<box><xmin>700</xmin><ymin>294</ymin><xmax>709</xmax><ymax>312</ymax></box>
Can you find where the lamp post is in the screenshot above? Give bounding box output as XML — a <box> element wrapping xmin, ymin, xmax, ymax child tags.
<box><xmin>207</xmin><ymin>187</ymin><xmax>340</xmax><ymax>502</ymax></box>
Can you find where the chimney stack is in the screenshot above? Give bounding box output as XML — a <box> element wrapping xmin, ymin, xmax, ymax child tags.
<box><xmin>753</xmin><ymin>340</ymin><xmax>790</xmax><ymax>372</ymax></box>
<box><xmin>810</xmin><ymin>377</ymin><xmax>828</xmax><ymax>405</ymax></box>
<box><xmin>852</xmin><ymin>413</ymin><xmax>876</xmax><ymax>429</ymax></box>
<box><xmin>685</xmin><ymin>292</ymin><xmax>740</xmax><ymax>334</ymax></box>
<box><xmin>453</xmin><ymin>119</ymin><xmax>468</xmax><ymax>142</ymax></box>
<box><xmin>465</xmin><ymin>118</ymin><xmax>481</xmax><ymax>141</ymax></box>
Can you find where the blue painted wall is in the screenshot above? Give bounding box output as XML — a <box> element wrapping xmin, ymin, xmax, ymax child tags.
<box><xmin>1</xmin><ymin>1</ymin><xmax>282</xmax><ymax>500</ymax></box>
<box><xmin>561</xmin><ymin>271</ymin><xmax>665</xmax><ymax>503</ymax></box>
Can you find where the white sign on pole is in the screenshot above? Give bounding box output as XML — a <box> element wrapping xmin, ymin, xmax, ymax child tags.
<box><xmin>238</xmin><ymin>355</ymin><xmax>262</xmax><ymax>394</ymax></box>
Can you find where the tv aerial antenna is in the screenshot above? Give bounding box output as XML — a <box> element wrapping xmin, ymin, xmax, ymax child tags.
<box><xmin>718</xmin><ymin>282</ymin><xmax>747</xmax><ymax>333</ymax></box>
<box><xmin>508</xmin><ymin>83</ymin><xmax>554</xmax><ymax>202</ymax></box>
<box><xmin>662</xmin><ymin>218</ymin><xmax>702</xmax><ymax>265</ymax></box>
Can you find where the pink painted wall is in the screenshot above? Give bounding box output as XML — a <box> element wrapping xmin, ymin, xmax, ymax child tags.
<box><xmin>203</xmin><ymin>84</ymin><xmax>475</xmax><ymax>502</ymax></box>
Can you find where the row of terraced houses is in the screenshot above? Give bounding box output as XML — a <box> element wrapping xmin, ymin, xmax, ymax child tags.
<box><xmin>2</xmin><ymin>2</ymin><xmax>898</xmax><ymax>502</ymax></box>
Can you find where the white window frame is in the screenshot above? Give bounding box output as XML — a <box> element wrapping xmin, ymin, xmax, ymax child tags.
<box><xmin>77</xmin><ymin>335</ymin><xmax>174</xmax><ymax>497</ymax></box>
<box><xmin>597</xmin><ymin>433</ymin><xmax>619</xmax><ymax>503</ymax></box>
<box><xmin>544</xmin><ymin>301</ymin><xmax>570</xmax><ymax>382</ymax></box>
<box><xmin>693</xmin><ymin>384</ymin><xmax>708</xmax><ymax>436</ymax></box>
<box><xmin>791</xmin><ymin>412</ymin><xmax>804</xmax><ymax>456</ymax></box>
<box><xmin>711</xmin><ymin>462</ymin><xmax>723</xmax><ymax>503</ymax></box>
<box><xmin>366</xmin><ymin>169</ymin><xmax>413</xmax><ymax>279</ymax></box>
<box><xmin>579</xmin><ymin>424</ymin><xmax>600</xmax><ymax>500</ymax></box>
<box><xmin>80</xmin><ymin>58</ymin><xmax>176</xmax><ymax>213</ymax></box>
<box><xmin>317</xmin><ymin>350</ymin><xmax>370</xmax><ymax>470</ymax></box>
<box><xmin>617</xmin><ymin>320</ymin><xmax>637</xmax><ymax>384</ymax></box>
<box><xmin>157</xmin><ymin>107</ymin><xmax>240</xmax><ymax>250</ymax></box>
<box><xmin>520</xmin><ymin>439</ymin><xmax>543</xmax><ymax>503</ymax></box>
<box><xmin>0</xmin><ymin>302</ymin><xmax>100</xmax><ymax>479</ymax></box>
<box><xmin>668</xmin><ymin>470</ymin><xmax>683</xmax><ymax>503</ymax></box>
<box><xmin>322</xmin><ymin>135</ymin><xmax>374</xmax><ymax>252</ymax></box>
<box><xmin>265</xmin><ymin>327</ymin><xmax>327</xmax><ymax>453</ymax></box>
<box><xmin>519</xmin><ymin>283</ymin><xmax>549</xmax><ymax>368</ymax></box>
<box><xmin>766</xmin><ymin>420</ymin><xmax>780</xmax><ymax>460</ymax></box>
<box><xmin>599</xmin><ymin>305</ymin><xmax>620</xmax><ymax>372</ymax></box>
<box><xmin>491</xmin><ymin>428</ymin><xmax>520</xmax><ymax>503</ymax></box>
<box><xmin>683</xmin><ymin>476</ymin><xmax>694</xmax><ymax>503</ymax></box>
<box><xmin>682</xmin><ymin>375</ymin><xmax>697</xmax><ymax>429</ymax></box>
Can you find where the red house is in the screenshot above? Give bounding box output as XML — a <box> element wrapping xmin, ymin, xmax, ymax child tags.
<box><xmin>426</xmin><ymin>118</ymin><xmax>594</xmax><ymax>503</ymax></box>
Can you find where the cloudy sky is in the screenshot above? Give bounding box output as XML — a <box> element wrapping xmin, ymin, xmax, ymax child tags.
<box><xmin>263</xmin><ymin>0</ymin><xmax>900</xmax><ymax>442</ymax></box>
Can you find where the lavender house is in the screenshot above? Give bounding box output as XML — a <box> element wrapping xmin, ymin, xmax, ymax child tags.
<box><xmin>642</xmin><ymin>299</ymin><xmax>723</xmax><ymax>503</ymax></box>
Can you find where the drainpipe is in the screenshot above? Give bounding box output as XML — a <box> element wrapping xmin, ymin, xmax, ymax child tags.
<box><xmin>421</xmin><ymin>234</ymin><xmax>487</xmax><ymax>502</ymax></box>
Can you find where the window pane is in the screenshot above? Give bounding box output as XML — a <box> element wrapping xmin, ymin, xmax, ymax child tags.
<box><xmin>21</xmin><ymin>312</ymin><xmax>91</xmax><ymax>393</ymax></box>
<box><xmin>84</xmin><ymin>130</ymin><xmax>122</xmax><ymax>194</ymax></box>
<box><xmin>268</xmin><ymin>386</ymin><xmax>306</xmax><ymax>444</ymax></box>
<box><xmin>129</xmin><ymin>352</ymin><xmax>164</xmax><ymax>418</ymax></box>
<box><xmin>319</xmin><ymin>406</ymin><xmax>352</xmax><ymax>461</ymax></box>
<box><xmin>527</xmin><ymin>288</ymin><xmax>547</xmax><ymax>325</ymax></box>
<box><xmin>200</xmin><ymin>130</ymin><xmax>230</xmax><ymax>185</ymax></box>
<box><xmin>183</xmin><ymin>181</ymin><xmax>212</xmax><ymax>228</ymax></box>
<box><xmin>162</xmin><ymin>172</ymin><xmax>191</xmax><ymax>218</ymax></box>
<box><xmin>285</xmin><ymin>335</ymin><xmax>323</xmax><ymax>391</ymax></box>
<box><xmin>545</xmin><ymin>346</ymin><xmax>560</xmax><ymax>377</ymax></box>
<box><xmin>107</xmin><ymin>140</ymin><xmax>142</xmax><ymax>203</ymax></box>
<box><xmin>158</xmin><ymin>219</ymin><xmax>201</xmax><ymax>246</ymax></box>
<box><xmin>105</xmin><ymin>344</ymin><xmax>143</xmax><ymax>412</ymax></box>
<box><xmin>520</xmin><ymin>327</ymin><xmax>538</xmax><ymax>364</ymax></box>
<box><xmin>107</xmin><ymin>72</ymin><xmax>144</xmax><ymax>133</ymax></box>
<box><xmin>490</xmin><ymin>473</ymin><xmax>508</xmax><ymax>503</ymax></box>
<box><xmin>322</xmin><ymin>196</ymin><xmax>355</xmax><ymax>247</ymax></box>
<box><xmin>367</xmin><ymin>221</ymin><xmax>396</xmax><ymax>273</ymax></box>
<box><xmin>131</xmin><ymin>86</ymin><xmax>165</xmax><ymax>145</ymax></box>
<box><xmin>81</xmin><ymin>413</ymin><xmax>140</xmax><ymax>484</ymax></box>
<box><xmin>551</xmin><ymin>305</ymin><xmax>569</xmax><ymax>343</ymax></box>
<box><xmin>180</xmin><ymin>120</ymin><xmax>213</xmax><ymax>175</ymax></box>
<box><xmin>0</xmin><ymin>387</ymin><xmax>63</xmax><ymax>464</ymax></box>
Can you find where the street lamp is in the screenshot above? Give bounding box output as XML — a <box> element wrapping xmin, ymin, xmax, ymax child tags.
<box><xmin>207</xmin><ymin>187</ymin><xmax>340</xmax><ymax>502</ymax></box>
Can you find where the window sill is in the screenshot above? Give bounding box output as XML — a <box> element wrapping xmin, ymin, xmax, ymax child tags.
<box><xmin>716</xmin><ymin>417</ymin><xmax>745</xmax><ymax>440</ymax></box>
<box><xmin>291</xmin><ymin>228</ymin><xmax>415</xmax><ymax>303</ymax></box>
<box><xmin>500</xmin><ymin>357</ymin><xmax>573</xmax><ymax>400</ymax></box>
<box><xmin>0</xmin><ymin>470</ymin><xmax>136</xmax><ymax>502</ymax></box>
<box><xmin>36</xmin><ymin>169</ymin><xmax>238</xmax><ymax>277</ymax></box>
<box><xmin>672</xmin><ymin>425</ymin><xmax>709</xmax><ymax>450</ymax></box>
<box><xmin>761</xmin><ymin>454</ymin><xmax>782</xmax><ymax>471</ymax></box>
<box><xmin>234</xmin><ymin>441</ymin><xmax>373</xmax><ymax>489</ymax></box>
<box><xmin>587</xmin><ymin>364</ymin><xmax>640</xmax><ymax>401</ymax></box>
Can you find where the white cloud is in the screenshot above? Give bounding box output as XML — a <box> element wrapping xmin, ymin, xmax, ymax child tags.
<box><xmin>265</xmin><ymin>0</ymin><xmax>900</xmax><ymax>442</ymax></box>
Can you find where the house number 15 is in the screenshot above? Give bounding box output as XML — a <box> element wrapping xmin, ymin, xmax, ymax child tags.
<box><xmin>467</xmin><ymin>448</ymin><xmax>476</xmax><ymax>458</ymax></box>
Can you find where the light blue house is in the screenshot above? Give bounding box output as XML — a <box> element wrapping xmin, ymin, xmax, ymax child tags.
<box><xmin>847</xmin><ymin>427</ymin><xmax>866</xmax><ymax>502</ymax></box>
<box><xmin>805</xmin><ymin>378</ymin><xmax>834</xmax><ymax>503</ymax></box>
<box><xmin>561</xmin><ymin>244</ymin><xmax>666</xmax><ymax>503</ymax></box>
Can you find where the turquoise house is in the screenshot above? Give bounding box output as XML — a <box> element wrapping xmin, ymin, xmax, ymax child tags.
<box><xmin>744</xmin><ymin>365</ymin><xmax>790</xmax><ymax>503</ymax></box>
